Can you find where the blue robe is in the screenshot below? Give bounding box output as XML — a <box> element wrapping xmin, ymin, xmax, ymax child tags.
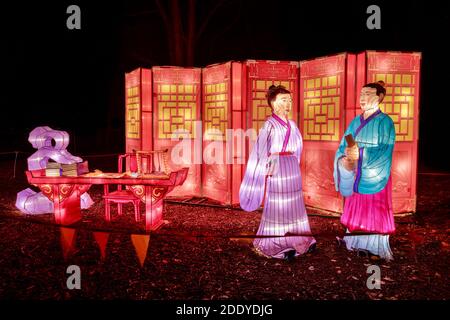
<box><xmin>334</xmin><ymin>109</ymin><xmax>396</xmax><ymax>195</ymax></box>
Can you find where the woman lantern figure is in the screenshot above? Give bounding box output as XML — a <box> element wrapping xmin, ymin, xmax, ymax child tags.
<box><xmin>334</xmin><ymin>81</ymin><xmax>396</xmax><ymax>261</ymax></box>
<box><xmin>240</xmin><ymin>85</ymin><xmax>316</xmax><ymax>260</ymax></box>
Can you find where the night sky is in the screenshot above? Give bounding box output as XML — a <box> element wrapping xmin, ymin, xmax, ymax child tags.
<box><xmin>1</xmin><ymin>0</ymin><xmax>449</xmax><ymax>171</ymax></box>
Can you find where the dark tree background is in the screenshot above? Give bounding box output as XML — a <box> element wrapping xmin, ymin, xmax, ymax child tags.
<box><xmin>1</xmin><ymin>0</ymin><xmax>449</xmax><ymax>171</ymax></box>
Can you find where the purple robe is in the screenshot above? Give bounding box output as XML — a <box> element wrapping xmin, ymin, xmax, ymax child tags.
<box><xmin>239</xmin><ymin>114</ymin><xmax>316</xmax><ymax>259</ymax></box>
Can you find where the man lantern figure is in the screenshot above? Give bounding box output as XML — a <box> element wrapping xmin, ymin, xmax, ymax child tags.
<box><xmin>334</xmin><ymin>81</ymin><xmax>396</xmax><ymax>261</ymax></box>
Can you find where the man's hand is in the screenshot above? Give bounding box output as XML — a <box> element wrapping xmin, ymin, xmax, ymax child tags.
<box><xmin>345</xmin><ymin>145</ymin><xmax>359</xmax><ymax>162</ymax></box>
<box><xmin>341</xmin><ymin>157</ymin><xmax>356</xmax><ymax>171</ymax></box>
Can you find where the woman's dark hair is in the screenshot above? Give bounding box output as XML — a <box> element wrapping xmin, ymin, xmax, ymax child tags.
<box><xmin>363</xmin><ymin>80</ymin><xmax>386</xmax><ymax>102</ymax></box>
<box><xmin>266</xmin><ymin>85</ymin><xmax>291</xmax><ymax>109</ymax></box>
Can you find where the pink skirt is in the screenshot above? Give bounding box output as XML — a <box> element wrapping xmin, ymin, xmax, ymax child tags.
<box><xmin>341</xmin><ymin>176</ymin><xmax>395</xmax><ymax>234</ymax></box>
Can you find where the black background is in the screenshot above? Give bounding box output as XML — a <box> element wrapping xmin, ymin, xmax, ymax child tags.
<box><xmin>1</xmin><ymin>0</ymin><xmax>448</xmax><ymax>171</ymax></box>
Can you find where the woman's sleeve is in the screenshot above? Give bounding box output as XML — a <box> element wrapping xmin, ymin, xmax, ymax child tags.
<box><xmin>239</xmin><ymin>122</ymin><xmax>272</xmax><ymax>211</ymax></box>
<box><xmin>294</xmin><ymin>124</ymin><xmax>303</xmax><ymax>165</ymax></box>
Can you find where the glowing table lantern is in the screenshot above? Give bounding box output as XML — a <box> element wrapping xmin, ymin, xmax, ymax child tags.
<box><xmin>25</xmin><ymin>168</ymin><xmax>188</xmax><ymax>229</ymax></box>
<box><xmin>16</xmin><ymin>126</ymin><xmax>93</xmax><ymax>215</ymax></box>
<box><xmin>299</xmin><ymin>53</ymin><xmax>357</xmax><ymax>214</ymax></box>
<box><xmin>356</xmin><ymin>51</ymin><xmax>421</xmax><ymax>213</ymax></box>
<box><xmin>201</xmin><ymin>62</ymin><xmax>245</xmax><ymax>204</ymax></box>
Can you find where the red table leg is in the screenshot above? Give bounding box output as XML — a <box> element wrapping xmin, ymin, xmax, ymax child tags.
<box><xmin>144</xmin><ymin>186</ymin><xmax>165</xmax><ymax>231</ymax></box>
<box><xmin>52</xmin><ymin>184</ymin><xmax>82</xmax><ymax>225</ymax></box>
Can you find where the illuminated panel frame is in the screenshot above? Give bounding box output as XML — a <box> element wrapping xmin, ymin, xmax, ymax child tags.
<box><xmin>152</xmin><ymin>67</ymin><xmax>202</xmax><ymax>197</ymax></box>
<box><xmin>202</xmin><ymin>62</ymin><xmax>231</xmax><ymax>204</ymax></box>
<box><xmin>201</xmin><ymin>62</ymin><xmax>245</xmax><ymax>205</ymax></box>
<box><xmin>125</xmin><ymin>68</ymin><xmax>152</xmax><ymax>153</ymax></box>
<box><xmin>299</xmin><ymin>53</ymin><xmax>356</xmax><ymax>214</ymax></box>
<box><xmin>363</xmin><ymin>51</ymin><xmax>421</xmax><ymax>213</ymax></box>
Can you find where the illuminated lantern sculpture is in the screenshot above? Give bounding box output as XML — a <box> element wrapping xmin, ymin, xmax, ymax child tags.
<box><xmin>27</xmin><ymin>126</ymin><xmax>82</xmax><ymax>170</ymax></box>
<box><xmin>15</xmin><ymin>188</ymin><xmax>54</xmax><ymax>215</ymax></box>
<box><xmin>201</xmin><ymin>62</ymin><xmax>245</xmax><ymax>204</ymax></box>
<box><xmin>125</xmin><ymin>68</ymin><xmax>153</xmax><ymax>154</ymax></box>
<box><xmin>152</xmin><ymin>67</ymin><xmax>202</xmax><ymax>197</ymax></box>
<box><xmin>126</xmin><ymin>51</ymin><xmax>420</xmax><ymax>214</ymax></box>
<box><xmin>16</xmin><ymin>126</ymin><xmax>94</xmax><ymax>214</ymax></box>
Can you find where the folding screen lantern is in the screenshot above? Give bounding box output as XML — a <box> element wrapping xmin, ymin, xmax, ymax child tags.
<box><xmin>201</xmin><ymin>62</ymin><xmax>245</xmax><ymax>204</ymax></box>
<box><xmin>152</xmin><ymin>66</ymin><xmax>202</xmax><ymax>197</ymax></box>
<box><xmin>356</xmin><ymin>51</ymin><xmax>421</xmax><ymax>213</ymax></box>
<box><xmin>243</xmin><ymin>60</ymin><xmax>300</xmax><ymax>133</ymax></box>
<box><xmin>125</xmin><ymin>68</ymin><xmax>153</xmax><ymax>153</ymax></box>
<box><xmin>299</xmin><ymin>53</ymin><xmax>357</xmax><ymax>213</ymax></box>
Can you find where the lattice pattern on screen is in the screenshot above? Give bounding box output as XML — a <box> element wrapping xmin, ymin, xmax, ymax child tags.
<box><xmin>302</xmin><ymin>75</ymin><xmax>341</xmax><ymax>141</ymax></box>
<box><xmin>204</xmin><ymin>82</ymin><xmax>228</xmax><ymax>141</ymax></box>
<box><xmin>251</xmin><ymin>80</ymin><xmax>294</xmax><ymax>132</ymax></box>
<box><xmin>126</xmin><ymin>86</ymin><xmax>140</xmax><ymax>139</ymax></box>
<box><xmin>157</xmin><ymin>84</ymin><xmax>198</xmax><ymax>139</ymax></box>
<box><xmin>372</xmin><ymin>73</ymin><xmax>415</xmax><ymax>142</ymax></box>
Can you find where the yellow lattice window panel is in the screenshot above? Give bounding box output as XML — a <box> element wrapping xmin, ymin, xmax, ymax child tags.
<box><xmin>126</xmin><ymin>86</ymin><xmax>140</xmax><ymax>139</ymax></box>
<box><xmin>204</xmin><ymin>82</ymin><xmax>228</xmax><ymax>141</ymax></box>
<box><xmin>157</xmin><ymin>84</ymin><xmax>198</xmax><ymax>139</ymax></box>
<box><xmin>302</xmin><ymin>75</ymin><xmax>341</xmax><ymax>141</ymax></box>
<box><xmin>374</xmin><ymin>73</ymin><xmax>415</xmax><ymax>141</ymax></box>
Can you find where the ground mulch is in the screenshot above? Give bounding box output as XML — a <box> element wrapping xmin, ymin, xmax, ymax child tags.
<box><xmin>0</xmin><ymin>158</ymin><xmax>448</xmax><ymax>300</ymax></box>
